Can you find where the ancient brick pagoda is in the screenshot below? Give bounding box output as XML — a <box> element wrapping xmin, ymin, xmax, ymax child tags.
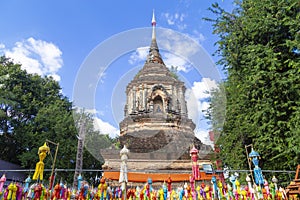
<box><xmin>101</xmin><ymin>12</ymin><xmax>212</xmax><ymax>182</ymax></box>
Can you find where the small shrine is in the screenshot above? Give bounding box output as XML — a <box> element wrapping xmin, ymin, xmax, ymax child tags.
<box><xmin>286</xmin><ymin>164</ymin><xmax>300</xmax><ymax>198</ymax></box>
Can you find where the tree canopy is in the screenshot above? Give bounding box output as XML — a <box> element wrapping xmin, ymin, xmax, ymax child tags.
<box><xmin>0</xmin><ymin>56</ymin><xmax>104</xmax><ymax>183</ymax></box>
<box><xmin>206</xmin><ymin>0</ymin><xmax>300</xmax><ymax>181</ymax></box>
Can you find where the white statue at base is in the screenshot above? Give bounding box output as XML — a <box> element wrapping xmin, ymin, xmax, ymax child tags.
<box><xmin>119</xmin><ymin>145</ymin><xmax>129</xmax><ymax>188</ymax></box>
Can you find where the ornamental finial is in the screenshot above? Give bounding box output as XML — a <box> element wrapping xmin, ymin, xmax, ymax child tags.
<box><xmin>151</xmin><ymin>10</ymin><xmax>156</xmax><ymax>41</ymax></box>
<box><xmin>152</xmin><ymin>9</ymin><xmax>156</xmax><ymax>26</ymax></box>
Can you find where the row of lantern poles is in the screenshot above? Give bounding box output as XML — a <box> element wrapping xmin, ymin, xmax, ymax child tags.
<box><xmin>26</xmin><ymin>141</ymin><xmax>280</xmax><ymax>200</ymax></box>
<box><xmin>116</xmin><ymin>144</ymin><xmax>275</xmax><ymax>200</ymax></box>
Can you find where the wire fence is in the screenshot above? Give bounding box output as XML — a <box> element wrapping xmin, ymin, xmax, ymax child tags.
<box><xmin>0</xmin><ymin>168</ymin><xmax>296</xmax><ymax>187</ymax></box>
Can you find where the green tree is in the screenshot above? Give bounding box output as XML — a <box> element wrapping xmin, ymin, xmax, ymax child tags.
<box><xmin>0</xmin><ymin>56</ymin><xmax>64</xmax><ymax>163</ymax></box>
<box><xmin>206</xmin><ymin>82</ymin><xmax>226</xmax><ymax>137</ymax></box>
<box><xmin>0</xmin><ymin>57</ymin><xmax>103</xmax><ymax>183</ymax></box>
<box><xmin>206</xmin><ymin>0</ymin><xmax>300</xmax><ymax>180</ymax></box>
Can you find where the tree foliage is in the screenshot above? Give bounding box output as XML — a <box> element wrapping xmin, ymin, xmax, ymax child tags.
<box><xmin>206</xmin><ymin>0</ymin><xmax>300</xmax><ymax>179</ymax></box>
<box><xmin>0</xmin><ymin>56</ymin><xmax>64</xmax><ymax>164</ymax></box>
<box><xmin>0</xmin><ymin>56</ymin><xmax>103</xmax><ymax>183</ymax></box>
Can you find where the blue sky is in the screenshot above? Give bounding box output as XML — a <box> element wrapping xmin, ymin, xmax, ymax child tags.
<box><xmin>0</xmin><ymin>0</ymin><xmax>234</xmax><ymax>146</ymax></box>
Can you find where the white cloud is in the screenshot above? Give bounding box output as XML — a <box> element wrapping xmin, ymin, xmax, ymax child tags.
<box><xmin>163</xmin><ymin>12</ymin><xmax>187</xmax><ymax>30</ymax></box>
<box><xmin>186</xmin><ymin>89</ymin><xmax>200</xmax><ymax>124</ymax></box>
<box><xmin>128</xmin><ymin>29</ymin><xmax>207</xmax><ymax>73</ymax></box>
<box><xmin>85</xmin><ymin>108</ymin><xmax>98</xmax><ymax>115</ymax></box>
<box><xmin>97</xmin><ymin>110</ymin><xmax>105</xmax><ymax>116</ymax></box>
<box><xmin>93</xmin><ymin>117</ymin><xmax>119</xmax><ymax>138</ymax></box>
<box><xmin>159</xmin><ymin>29</ymin><xmax>198</xmax><ymax>61</ymax></box>
<box><xmin>97</xmin><ymin>72</ymin><xmax>106</xmax><ymax>85</ymax></box>
<box><xmin>128</xmin><ymin>46</ymin><xmax>148</xmax><ymax>65</ymax></box>
<box><xmin>163</xmin><ymin>53</ymin><xmax>191</xmax><ymax>73</ymax></box>
<box><xmin>185</xmin><ymin>78</ymin><xmax>218</xmax><ymax>145</ymax></box>
<box><xmin>164</xmin><ymin>13</ymin><xmax>175</xmax><ymax>25</ymax></box>
<box><xmin>2</xmin><ymin>37</ymin><xmax>63</xmax><ymax>81</ymax></box>
<box><xmin>195</xmin><ymin>128</ymin><xmax>214</xmax><ymax>147</ymax></box>
<box><xmin>191</xmin><ymin>30</ymin><xmax>206</xmax><ymax>43</ymax></box>
<box><xmin>201</xmin><ymin>101</ymin><xmax>210</xmax><ymax>114</ymax></box>
<box><xmin>48</xmin><ymin>74</ymin><xmax>60</xmax><ymax>81</ymax></box>
<box><xmin>190</xmin><ymin>78</ymin><xmax>217</xmax><ymax>100</ymax></box>
<box><xmin>128</xmin><ymin>46</ymin><xmax>192</xmax><ymax>73</ymax></box>
<box><xmin>0</xmin><ymin>43</ymin><xmax>5</xmax><ymax>49</ymax></box>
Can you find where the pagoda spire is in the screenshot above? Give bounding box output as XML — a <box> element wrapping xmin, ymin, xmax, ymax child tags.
<box><xmin>147</xmin><ymin>10</ymin><xmax>164</xmax><ymax>64</ymax></box>
<box><xmin>150</xmin><ymin>10</ymin><xmax>159</xmax><ymax>51</ymax></box>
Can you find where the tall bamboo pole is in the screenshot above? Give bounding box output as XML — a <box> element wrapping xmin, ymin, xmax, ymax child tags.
<box><xmin>46</xmin><ymin>139</ymin><xmax>59</xmax><ymax>191</ymax></box>
<box><xmin>245</xmin><ymin>144</ymin><xmax>255</xmax><ymax>184</ymax></box>
<box><xmin>73</xmin><ymin>117</ymin><xmax>86</xmax><ymax>189</ymax></box>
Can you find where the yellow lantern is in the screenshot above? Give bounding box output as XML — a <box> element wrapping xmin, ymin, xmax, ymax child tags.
<box><xmin>32</xmin><ymin>142</ymin><xmax>50</xmax><ymax>181</ymax></box>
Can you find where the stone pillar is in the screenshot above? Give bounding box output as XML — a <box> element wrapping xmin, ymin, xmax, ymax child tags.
<box><xmin>132</xmin><ymin>86</ymin><xmax>136</xmax><ymax>112</ymax></box>
<box><xmin>171</xmin><ymin>85</ymin><xmax>175</xmax><ymax>111</ymax></box>
<box><xmin>139</xmin><ymin>86</ymin><xmax>143</xmax><ymax>110</ymax></box>
<box><xmin>144</xmin><ymin>85</ymin><xmax>148</xmax><ymax>111</ymax></box>
<box><xmin>124</xmin><ymin>88</ymin><xmax>129</xmax><ymax>116</ymax></box>
<box><xmin>178</xmin><ymin>86</ymin><xmax>185</xmax><ymax>116</ymax></box>
<box><xmin>180</xmin><ymin>86</ymin><xmax>187</xmax><ymax>117</ymax></box>
<box><xmin>128</xmin><ymin>89</ymin><xmax>132</xmax><ymax>114</ymax></box>
<box><xmin>175</xmin><ymin>86</ymin><xmax>180</xmax><ymax>112</ymax></box>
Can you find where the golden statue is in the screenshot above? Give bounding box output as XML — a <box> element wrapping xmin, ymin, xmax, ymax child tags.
<box><xmin>33</xmin><ymin>142</ymin><xmax>50</xmax><ymax>181</ymax></box>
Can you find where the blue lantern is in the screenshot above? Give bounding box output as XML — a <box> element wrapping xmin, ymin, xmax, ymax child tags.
<box><xmin>249</xmin><ymin>148</ymin><xmax>264</xmax><ymax>186</ymax></box>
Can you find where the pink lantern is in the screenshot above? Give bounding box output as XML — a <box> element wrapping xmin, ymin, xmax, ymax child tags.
<box><xmin>190</xmin><ymin>146</ymin><xmax>200</xmax><ymax>180</ymax></box>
